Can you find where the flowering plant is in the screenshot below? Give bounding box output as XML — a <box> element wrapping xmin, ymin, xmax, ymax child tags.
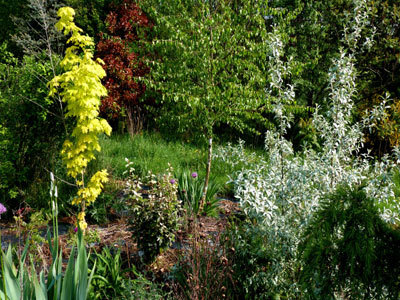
<box><xmin>177</xmin><ymin>170</ymin><xmax>221</xmax><ymax>217</ymax></box>
<box><xmin>0</xmin><ymin>203</ymin><xmax>6</xmax><ymax>216</ymax></box>
<box><xmin>125</xmin><ymin>159</ymin><xmax>182</xmax><ymax>262</ymax></box>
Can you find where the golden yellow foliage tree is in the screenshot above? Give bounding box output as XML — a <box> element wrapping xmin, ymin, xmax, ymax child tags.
<box><xmin>49</xmin><ymin>7</ymin><xmax>112</xmax><ymax>230</ymax></box>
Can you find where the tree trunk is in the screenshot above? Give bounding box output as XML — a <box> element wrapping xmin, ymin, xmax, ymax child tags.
<box><xmin>126</xmin><ymin>105</ymin><xmax>143</xmax><ymax>137</ymax></box>
<box><xmin>126</xmin><ymin>106</ymin><xmax>134</xmax><ymax>137</ymax></box>
<box><xmin>200</xmin><ymin>136</ymin><xmax>213</xmax><ymax>213</ymax></box>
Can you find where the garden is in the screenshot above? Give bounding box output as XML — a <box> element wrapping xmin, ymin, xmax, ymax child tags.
<box><xmin>0</xmin><ymin>0</ymin><xmax>400</xmax><ymax>299</ymax></box>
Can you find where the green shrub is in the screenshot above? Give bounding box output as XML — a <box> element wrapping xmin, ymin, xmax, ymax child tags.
<box><xmin>89</xmin><ymin>247</ymin><xmax>130</xmax><ymax>300</ymax></box>
<box><xmin>0</xmin><ymin>52</ymin><xmax>65</xmax><ymax>210</ymax></box>
<box><xmin>125</xmin><ymin>159</ymin><xmax>182</xmax><ymax>263</ymax></box>
<box><xmin>300</xmin><ymin>184</ymin><xmax>400</xmax><ymax>299</ymax></box>
<box><xmin>125</xmin><ymin>275</ymin><xmax>167</xmax><ymax>300</ymax></box>
<box><xmin>89</xmin><ymin>246</ymin><xmax>167</xmax><ymax>300</ymax></box>
<box><xmin>222</xmin><ymin>221</ymin><xmax>279</xmax><ymax>300</ymax></box>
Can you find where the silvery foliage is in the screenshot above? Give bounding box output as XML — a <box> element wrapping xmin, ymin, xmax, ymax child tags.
<box><xmin>216</xmin><ymin>25</ymin><xmax>305</xmax><ymax>294</ymax></box>
<box><xmin>343</xmin><ymin>0</ymin><xmax>376</xmax><ymax>52</ymax></box>
<box><xmin>267</xmin><ymin>27</ymin><xmax>295</xmax><ymax>135</ymax></box>
<box><xmin>12</xmin><ymin>0</ymin><xmax>65</xmax><ymax>56</ymax></box>
<box><xmin>215</xmin><ymin>0</ymin><xmax>399</xmax><ymax>295</ymax></box>
<box><xmin>213</xmin><ymin>139</ymin><xmax>263</xmax><ymax>170</ymax></box>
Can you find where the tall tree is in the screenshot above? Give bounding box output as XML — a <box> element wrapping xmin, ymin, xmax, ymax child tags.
<box><xmin>96</xmin><ymin>0</ymin><xmax>152</xmax><ymax>136</ymax></box>
<box><xmin>11</xmin><ymin>0</ymin><xmax>65</xmax><ymax>56</ymax></box>
<box><xmin>141</xmin><ymin>0</ymin><xmax>270</xmax><ymax>210</ymax></box>
<box><xmin>49</xmin><ymin>6</ymin><xmax>112</xmax><ymax>230</ymax></box>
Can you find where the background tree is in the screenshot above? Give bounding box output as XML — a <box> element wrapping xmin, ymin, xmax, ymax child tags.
<box><xmin>64</xmin><ymin>0</ymin><xmax>116</xmax><ymax>43</ymax></box>
<box><xmin>96</xmin><ymin>0</ymin><xmax>152</xmax><ymax>136</ymax></box>
<box><xmin>277</xmin><ymin>0</ymin><xmax>399</xmax><ymax>155</ymax></box>
<box><xmin>355</xmin><ymin>0</ymin><xmax>400</xmax><ymax>156</ymax></box>
<box><xmin>0</xmin><ymin>0</ymin><xmax>27</xmax><ymax>55</ymax></box>
<box><xmin>141</xmin><ymin>0</ymin><xmax>270</xmax><ymax>210</ymax></box>
<box><xmin>11</xmin><ymin>0</ymin><xmax>65</xmax><ymax>57</ymax></box>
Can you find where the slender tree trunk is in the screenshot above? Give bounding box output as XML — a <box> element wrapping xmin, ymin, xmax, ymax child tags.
<box><xmin>126</xmin><ymin>105</ymin><xmax>143</xmax><ymax>137</ymax></box>
<box><xmin>81</xmin><ymin>171</ymin><xmax>86</xmax><ymax>214</ymax></box>
<box><xmin>126</xmin><ymin>106</ymin><xmax>135</xmax><ymax>138</ymax></box>
<box><xmin>200</xmin><ymin>9</ymin><xmax>214</xmax><ymax>214</ymax></box>
<box><xmin>200</xmin><ymin>136</ymin><xmax>213</xmax><ymax>213</ymax></box>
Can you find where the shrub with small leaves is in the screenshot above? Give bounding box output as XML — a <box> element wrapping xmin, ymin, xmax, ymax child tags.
<box><xmin>125</xmin><ymin>158</ymin><xmax>182</xmax><ymax>263</ymax></box>
<box><xmin>222</xmin><ymin>221</ymin><xmax>276</xmax><ymax>300</ymax></box>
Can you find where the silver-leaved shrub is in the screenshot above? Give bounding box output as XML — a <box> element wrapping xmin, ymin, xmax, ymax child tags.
<box><xmin>214</xmin><ymin>0</ymin><xmax>399</xmax><ymax>297</ymax></box>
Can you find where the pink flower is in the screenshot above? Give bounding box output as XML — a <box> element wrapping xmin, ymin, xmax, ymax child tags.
<box><xmin>0</xmin><ymin>203</ymin><xmax>6</xmax><ymax>215</ymax></box>
<box><xmin>170</xmin><ymin>179</ymin><xmax>176</xmax><ymax>184</ymax></box>
<box><xmin>191</xmin><ymin>172</ymin><xmax>198</xmax><ymax>178</ymax></box>
<box><xmin>74</xmin><ymin>227</ymin><xmax>78</xmax><ymax>233</ymax></box>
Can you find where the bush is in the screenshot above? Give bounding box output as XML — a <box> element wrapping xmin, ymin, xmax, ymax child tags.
<box><xmin>222</xmin><ymin>220</ymin><xmax>289</xmax><ymax>300</ymax></box>
<box><xmin>0</xmin><ymin>52</ymin><xmax>65</xmax><ymax>210</ymax></box>
<box><xmin>89</xmin><ymin>247</ymin><xmax>127</xmax><ymax>299</ymax></box>
<box><xmin>89</xmin><ymin>246</ymin><xmax>166</xmax><ymax>300</ymax></box>
<box><xmin>125</xmin><ymin>159</ymin><xmax>182</xmax><ymax>263</ymax></box>
<box><xmin>299</xmin><ymin>184</ymin><xmax>400</xmax><ymax>299</ymax></box>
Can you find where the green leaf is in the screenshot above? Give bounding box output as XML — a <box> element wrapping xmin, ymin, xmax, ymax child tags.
<box><xmin>60</xmin><ymin>246</ymin><xmax>75</xmax><ymax>300</ymax></box>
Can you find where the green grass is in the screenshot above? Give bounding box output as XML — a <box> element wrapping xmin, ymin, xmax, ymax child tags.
<box><xmin>95</xmin><ymin>131</ymin><xmax>206</xmax><ymax>178</ymax></box>
<box><xmin>92</xmin><ymin>131</ymin><xmax>265</xmax><ymax>197</ymax></box>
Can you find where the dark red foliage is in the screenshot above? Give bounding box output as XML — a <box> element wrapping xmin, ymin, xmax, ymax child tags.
<box><xmin>96</xmin><ymin>0</ymin><xmax>151</xmax><ymax>127</ymax></box>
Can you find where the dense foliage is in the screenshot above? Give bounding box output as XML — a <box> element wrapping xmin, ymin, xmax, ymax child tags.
<box><xmin>0</xmin><ymin>50</ymin><xmax>65</xmax><ymax>209</ymax></box>
<box><xmin>300</xmin><ymin>185</ymin><xmax>400</xmax><ymax>299</ymax></box>
<box><xmin>1</xmin><ymin>0</ymin><xmax>400</xmax><ymax>299</ymax></box>
<box><xmin>124</xmin><ymin>159</ymin><xmax>182</xmax><ymax>263</ymax></box>
<box><xmin>49</xmin><ymin>7</ymin><xmax>112</xmax><ymax>229</ymax></box>
<box><xmin>0</xmin><ymin>0</ymin><xmax>27</xmax><ymax>54</ymax></box>
<box><xmin>64</xmin><ymin>0</ymin><xmax>116</xmax><ymax>43</ymax></box>
<box><xmin>96</xmin><ymin>0</ymin><xmax>151</xmax><ymax>136</ymax></box>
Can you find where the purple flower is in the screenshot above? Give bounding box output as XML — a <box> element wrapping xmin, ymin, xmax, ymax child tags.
<box><xmin>0</xmin><ymin>203</ymin><xmax>6</xmax><ymax>215</ymax></box>
<box><xmin>191</xmin><ymin>172</ymin><xmax>198</xmax><ymax>178</ymax></box>
<box><xmin>170</xmin><ymin>179</ymin><xmax>176</xmax><ymax>184</ymax></box>
<box><xmin>74</xmin><ymin>227</ymin><xmax>78</xmax><ymax>233</ymax></box>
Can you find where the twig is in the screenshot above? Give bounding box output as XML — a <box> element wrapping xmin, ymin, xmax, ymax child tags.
<box><xmin>43</xmin><ymin>167</ymin><xmax>77</xmax><ymax>187</ymax></box>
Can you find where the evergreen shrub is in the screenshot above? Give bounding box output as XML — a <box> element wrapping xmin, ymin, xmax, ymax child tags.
<box><xmin>300</xmin><ymin>184</ymin><xmax>400</xmax><ymax>299</ymax></box>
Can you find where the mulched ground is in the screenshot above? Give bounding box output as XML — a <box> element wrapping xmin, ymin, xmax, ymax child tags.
<box><xmin>0</xmin><ymin>198</ymin><xmax>240</xmax><ymax>281</ymax></box>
